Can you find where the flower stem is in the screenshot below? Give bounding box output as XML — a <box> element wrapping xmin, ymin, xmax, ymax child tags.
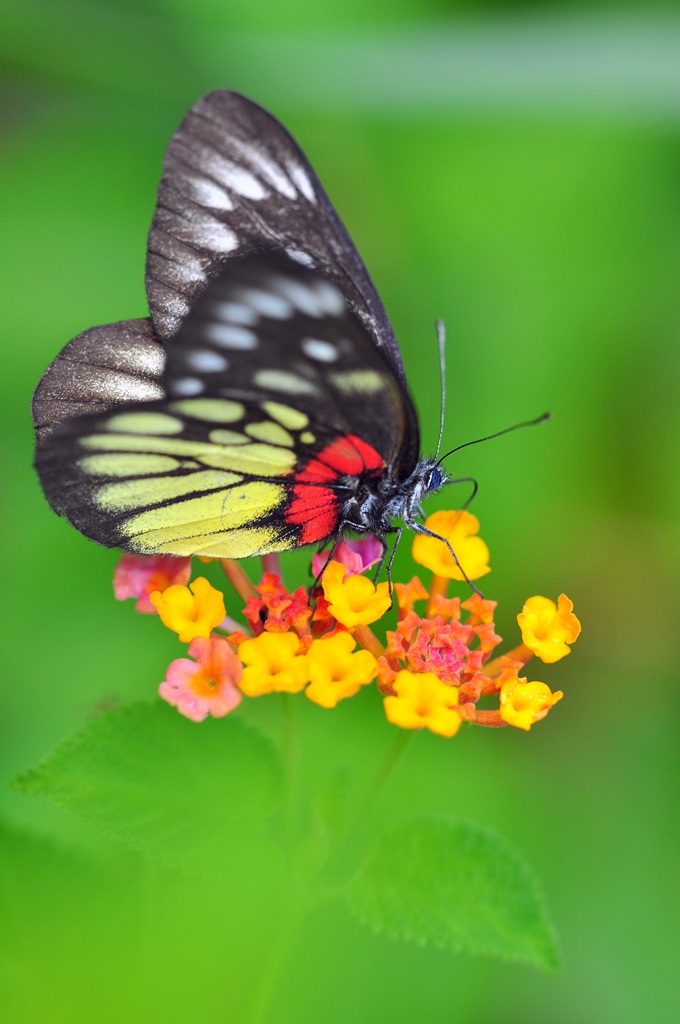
<box><xmin>351</xmin><ymin>728</ymin><xmax>418</xmax><ymax>830</ymax></box>
<box><xmin>457</xmin><ymin>705</ymin><xmax>507</xmax><ymax>727</ymax></box>
<box><xmin>483</xmin><ymin>643</ymin><xmax>534</xmax><ymax>679</ymax></box>
<box><xmin>220</xmin><ymin>559</ymin><xmax>258</xmax><ymax>602</ymax></box>
<box><xmin>320</xmin><ymin>729</ymin><xmax>419</xmax><ymax>889</ymax></box>
<box><xmin>261</xmin><ymin>553</ymin><xmax>282</xmax><ymax>578</ymax></box>
<box><xmin>353</xmin><ymin>623</ymin><xmax>385</xmax><ymax>658</ymax></box>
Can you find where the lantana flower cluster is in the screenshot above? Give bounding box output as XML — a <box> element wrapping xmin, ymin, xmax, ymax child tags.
<box><xmin>114</xmin><ymin>511</ymin><xmax>580</xmax><ymax>734</ymax></box>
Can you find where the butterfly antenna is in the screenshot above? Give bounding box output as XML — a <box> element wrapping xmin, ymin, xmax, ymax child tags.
<box><xmin>434</xmin><ymin>319</ymin><xmax>447</xmax><ymax>460</ymax></box>
<box><xmin>437</xmin><ymin>412</ymin><xmax>551</xmax><ymax>465</ymax></box>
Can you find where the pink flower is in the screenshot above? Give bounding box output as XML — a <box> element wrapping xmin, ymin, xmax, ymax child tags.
<box><xmin>311</xmin><ymin>537</ymin><xmax>383</xmax><ymax>579</ymax></box>
<box><xmin>159</xmin><ymin>635</ymin><xmax>243</xmax><ymax>722</ymax></box>
<box><xmin>113</xmin><ymin>554</ymin><xmax>192</xmax><ymax>613</ymax></box>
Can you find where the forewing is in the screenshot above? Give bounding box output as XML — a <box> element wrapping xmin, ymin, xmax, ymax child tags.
<box><xmin>146</xmin><ymin>90</ymin><xmax>406</xmax><ymax>382</ymax></box>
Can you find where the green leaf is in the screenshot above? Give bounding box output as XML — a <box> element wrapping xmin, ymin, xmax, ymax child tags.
<box><xmin>13</xmin><ymin>701</ymin><xmax>283</xmax><ymax>871</ymax></box>
<box><xmin>346</xmin><ymin>816</ymin><xmax>560</xmax><ymax>971</ymax></box>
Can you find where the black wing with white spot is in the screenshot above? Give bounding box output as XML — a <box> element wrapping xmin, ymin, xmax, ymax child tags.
<box><xmin>145</xmin><ymin>90</ymin><xmax>406</xmax><ymax>383</ymax></box>
<box><xmin>165</xmin><ymin>251</ymin><xmax>419</xmax><ymax>469</ymax></box>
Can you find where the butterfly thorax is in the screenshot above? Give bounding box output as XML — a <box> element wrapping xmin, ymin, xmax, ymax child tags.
<box><xmin>337</xmin><ymin>457</ymin><xmax>448</xmax><ymax>537</ymax></box>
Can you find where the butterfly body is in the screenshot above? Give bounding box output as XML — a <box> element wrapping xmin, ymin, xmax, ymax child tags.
<box><xmin>33</xmin><ymin>92</ymin><xmax>448</xmax><ymax>560</ymax></box>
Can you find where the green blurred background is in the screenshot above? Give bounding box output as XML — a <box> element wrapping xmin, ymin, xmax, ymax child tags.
<box><xmin>1</xmin><ymin>1</ymin><xmax>678</xmax><ymax>1021</ymax></box>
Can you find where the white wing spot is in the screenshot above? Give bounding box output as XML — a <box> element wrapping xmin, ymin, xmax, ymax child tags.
<box><xmin>174</xmin><ymin>209</ymin><xmax>238</xmax><ymax>254</ymax></box>
<box><xmin>208</xmin><ymin>152</ymin><xmax>268</xmax><ymax>200</ymax></box>
<box><xmin>186</xmin><ymin>350</ymin><xmax>229</xmax><ymax>372</ymax></box>
<box><xmin>168</xmin><ymin>251</ymin><xmax>206</xmax><ymax>285</ymax></box>
<box><xmin>314</xmin><ymin>280</ymin><xmax>345</xmax><ymax>316</ymax></box>
<box><xmin>214</xmin><ymin>302</ymin><xmax>258</xmax><ymax>327</ymax></box>
<box><xmin>286</xmin><ymin>161</ymin><xmax>316</xmax><ymax>203</ymax></box>
<box><xmin>186</xmin><ymin>175</ymin><xmax>234</xmax><ymax>211</ymax></box>
<box><xmin>165</xmin><ymin>295</ymin><xmax>190</xmax><ymax>321</ymax></box>
<box><xmin>286</xmin><ymin>248</ymin><xmax>314</xmax><ymax>267</ymax></box>
<box><xmin>271</xmin><ymin>276</ymin><xmax>344</xmax><ymax>318</ymax></box>
<box><xmin>301</xmin><ymin>338</ymin><xmax>339</xmax><ymax>362</ymax></box>
<box><xmin>237</xmin><ymin>288</ymin><xmax>293</xmax><ymax>320</ymax></box>
<box><xmin>253</xmin><ymin>370</ymin><xmax>317</xmax><ymax>395</ymax></box>
<box><xmin>173</xmin><ymin>377</ymin><xmax>204</xmax><ymax>396</ymax></box>
<box><xmin>206</xmin><ymin>324</ymin><xmax>258</xmax><ymax>350</ymax></box>
<box><xmin>230</xmin><ymin>141</ymin><xmax>297</xmax><ymax>199</ymax></box>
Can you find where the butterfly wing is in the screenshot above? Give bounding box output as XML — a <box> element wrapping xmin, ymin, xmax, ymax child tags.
<box><xmin>35</xmin><ymin>254</ymin><xmax>420</xmax><ymax>559</ymax></box>
<box><xmin>146</xmin><ymin>90</ymin><xmax>407</xmax><ymax>384</ymax></box>
<box><xmin>32</xmin><ymin>319</ymin><xmax>165</xmax><ymax>444</ymax></box>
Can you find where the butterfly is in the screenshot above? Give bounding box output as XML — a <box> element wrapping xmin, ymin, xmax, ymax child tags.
<box><xmin>32</xmin><ymin>90</ymin><xmax>452</xmax><ymax>567</ymax></box>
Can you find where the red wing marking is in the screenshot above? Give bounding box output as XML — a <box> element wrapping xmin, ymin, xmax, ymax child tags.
<box><xmin>286</xmin><ymin>435</ymin><xmax>385</xmax><ymax>545</ymax></box>
<box><xmin>315</xmin><ymin>434</ymin><xmax>384</xmax><ymax>475</ymax></box>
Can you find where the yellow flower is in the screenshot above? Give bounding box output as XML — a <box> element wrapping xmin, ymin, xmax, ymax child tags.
<box><xmin>238</xmin><ymin>632</ymin><xmax>308</xmax><ymax>696</ymax></box>
<box><xmin>499</xmin><ymin>676</ymin><xmax>563</xmax><ymax>730</ymax></box>
<box><xmin>517</xmin><ymin>594</ymin><xmax>581</xmax><ymax>664</ymax></box>
<box><xmin>383</xmin><ymin>670</ymin><xmax>462</xmax><ymax>738</ymax></box>
<box><xmin>322</xmin><ymin>560</ymin><xmax>391</xmax><ymax>629</ymax></box>
<box><xmin>149</xmin><ymin>576</ymin><xmax>226</xmax><ymax>642</ymax></box>
<box><xmin>306</xmin><ymin>632</ymin><xmax>378</xmax><ymax>708</ymax></box>
<box><xmin>412</xmin><ymin>510</ymin><xmax>490</xmax><ymax>581</ymax></box>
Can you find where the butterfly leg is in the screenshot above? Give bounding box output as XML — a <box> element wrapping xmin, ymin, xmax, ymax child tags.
<box><xmin>408</xmin><ymin>521</ymin><xmax>485</xmax><ymax>598</ymax></box>
<box><xmin>309</xmin><ymin>536</ymin><xmax>343</xmax><ymax>593</ymax></box>
<box><xmin>385</xmin><ymin>527</ymin><xmax>403</xmax><ymax>608</ymax></box>
<box><xmin>371</xmin><ymin>536</ymin><xmax>391</xmax><ymax>585</ymax></box>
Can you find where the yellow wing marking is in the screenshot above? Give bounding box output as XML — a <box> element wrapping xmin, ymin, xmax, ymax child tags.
<box><xmin>170</xmin><ymin>398</ymin><xmax>245</xmax><ymax>422</ymax></box>
<box><xmin>208</xmin><ymin>430</ymin><xmax>249</xmax><ymax>445</ymax></box>
<box><xmin>81</xmin><ymin>434</ymin><xmax>221</xmax><ymax>456</ymax></box>
<box><xmin>245</xmin><ymin>421</ymin><xmax>294</xmax><ymax>447</ymax></box>
<box><xmin>107</xmin><ymin>412</ymin><xmax>183</xmax><ymax>435</ymax></box>
<box><xmin>78</xmin><ymin>453</ymin><xmax>181</xmax><ymax>477</ymax></box>
<box><xmin>329</xmin><ymin>370</ymin><xmax>385</xmax><ymax>394</ymax></box>
<box><xmin>81</xmin><ymin>434</ymin><xmax>296</xmax><ymax>477</ymax></box>
<box><xmin>96</xmin><ymin>470</ymin><xmax>242</xmax><ymax>513</ymax></box>
<box><xmin>122</xmin><ymin>481</ymin><xmax>285</xmax><ymax>549</ymax></box>
<box><xmin>198</xmin><ymin>443</ymin><xmax>296</xmax><ymax>476</ymax></box>
<box><xmin>262</xmin><ymin>402</ymin><xmax>309</xmax><ymax>430</ymax></box>
<box><xmin>150</xmin><ymin>526</ymin><xmax>296</xmax><ymax>559</ymax></box>
<box><xmin>300</xmin><ymin>431</ymin><xmax>316</xmax><ymax>445</ymax></box>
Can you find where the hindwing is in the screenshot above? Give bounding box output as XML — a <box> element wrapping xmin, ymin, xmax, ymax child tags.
<box><xmin>34</xmin><ymin>253</ymin><xmax>420</xmax><ymax>559</ymax></box>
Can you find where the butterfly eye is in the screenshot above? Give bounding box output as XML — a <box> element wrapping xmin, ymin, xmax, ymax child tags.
<box><xmin>427</xmin><ymin>467</ymin><xmax>443</xmax><ymax>492</ymax></box>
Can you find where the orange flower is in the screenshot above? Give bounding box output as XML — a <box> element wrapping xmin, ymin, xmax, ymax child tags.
<box><xmin>394</xmin><ymin>576</ymin><xmax>429</xmax><ymax>617</ymax></box>
<box><xmin>321</xmin><ymin>560</ymin><xmax>391</xmax><ymax>629</ymax></box>
<box><xmin>237</xmin><ymin>632</ymin><xmax>308</xmax><ymax>696</ymax></box>
<box><xmin>243</xmin><ymin>573</ymin><xmax>313</xmax><ymax>639</ymax></box>
<box><xmin>412</xmin><ymin>510</ymin><xmax>490</xmax><ymax>581</ymax></box>
<box><xmin>149</xmin><ymin>577</ymin><xmax>226</xmax><ymax>642</ymax></box>
<box><xmin>383</xmin><ymin>670</ymin><xmax>462</xmax><ymax>737</ymax></box>
<box><xmin>499</xmin><ymin>675</ymin><xmax>563</xmax><ymax>730</ymax></box>
<box><xmin>306</xmin><ymin>632</ymin><xmax>378</xmax><ymax>708</ymax></box>
<box><xmin>517</xmin><ymin>594</ymin><xmax>581</xmax><ymax>663</ymax></box>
